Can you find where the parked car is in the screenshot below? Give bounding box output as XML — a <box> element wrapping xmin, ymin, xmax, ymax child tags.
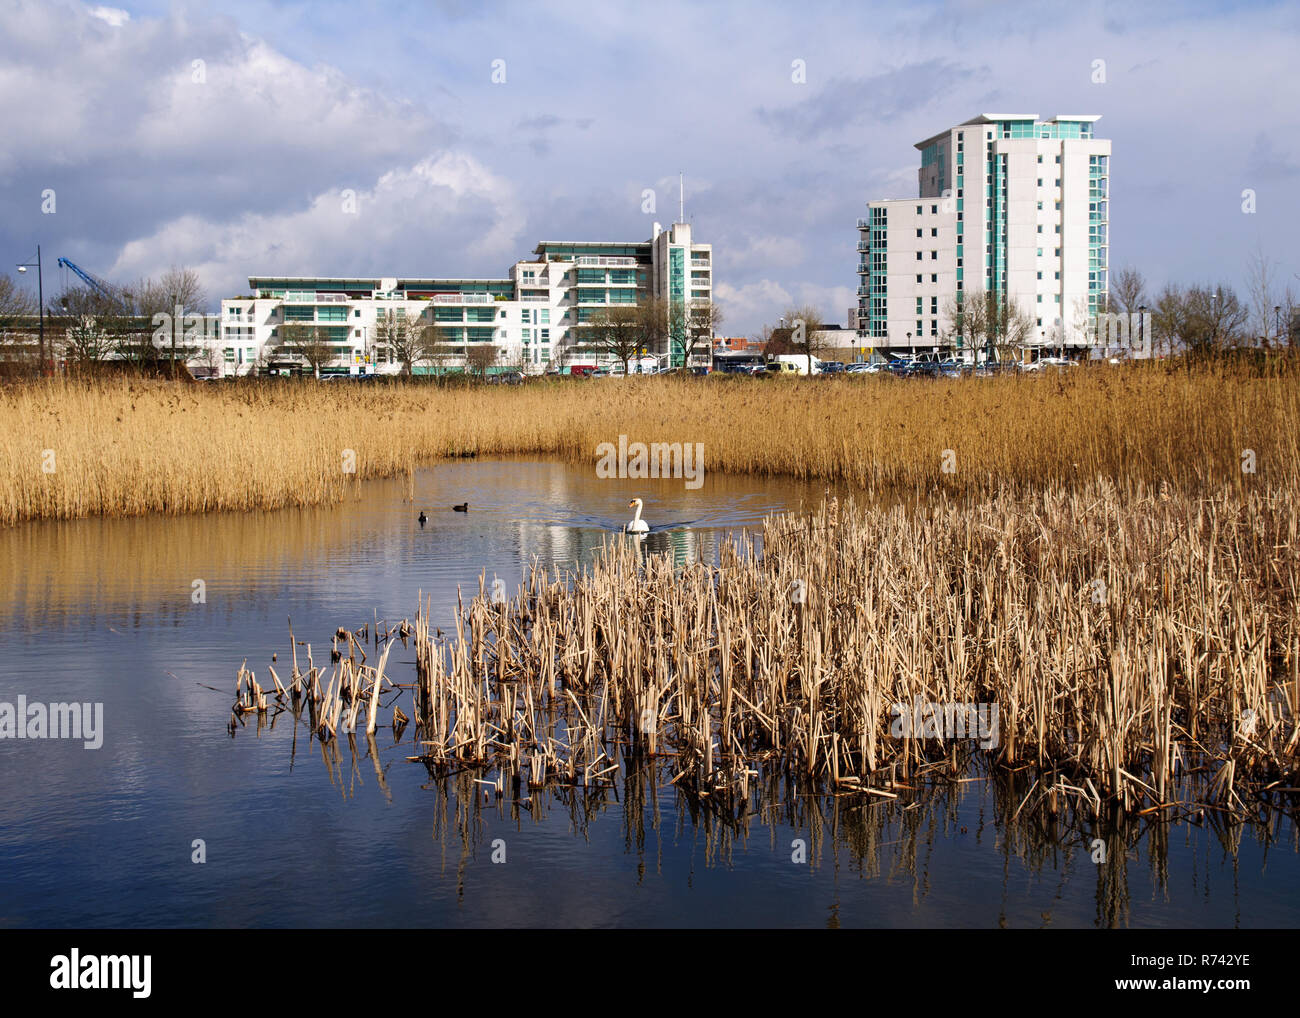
<box><xmin>819</xmin><ymin>361</ymin><xmax>845</xmax><ymax>375</ymax></box>
<box><xmin>763</xmin><ymin>361</ymin><xmax>800</xmax><ymax>376</ymax></box>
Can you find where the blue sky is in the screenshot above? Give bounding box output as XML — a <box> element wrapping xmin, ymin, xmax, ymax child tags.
<box><xmin>2</xmin><ymin>0</ymin><xmax>1297</xmax><ymax>334</ymax></box>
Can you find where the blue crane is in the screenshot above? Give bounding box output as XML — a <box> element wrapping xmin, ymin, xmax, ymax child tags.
<box><xmin>56</xmin><ymin>257</ymin><xmax>132</xmax><ymax>309</ymax></box>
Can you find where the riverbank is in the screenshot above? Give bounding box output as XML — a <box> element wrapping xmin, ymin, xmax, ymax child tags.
<box><xmin>1</xmin><ymin>362</ymin><xmax>1297</xmax><ymax>525</ymax></box>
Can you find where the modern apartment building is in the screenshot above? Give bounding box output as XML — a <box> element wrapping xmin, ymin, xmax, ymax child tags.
<box><xmin>856</xmin><ymin>114</ymin><xmax>1111</xmax><ymax>359</ymax></box>
<box><xmin>216</xmin><ymin>222</ymin><xmax>712</xmax><ymax>376</ymax></box>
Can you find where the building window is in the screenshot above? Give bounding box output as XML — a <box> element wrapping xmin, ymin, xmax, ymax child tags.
<box><xmin>916</xmin><ymin>252</ymin><xmax>923</xmax><ymax>261</ymax></box>
<box><xmin>916</xmin><ymin>205</ymin><xmax>923</xmax><ymax>214</ymax></box>
<box><xmin>931</xmin><ymin>228</ymin><xmax>937</xmax><ymax>237</ymax></box>
<box><xmin>916</xmin><ymin>229</ymin><xmax>923</xmax><ymax>237</ymax></box>
<box><xmin>930</xmin><ymin>274</ymin><xmax>937</xmax><ymax>283</ymax></box>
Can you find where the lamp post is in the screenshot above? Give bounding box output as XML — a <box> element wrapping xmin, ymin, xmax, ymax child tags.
<box><xmin>1275</xmin><ymin>305</ymin><xmax>1282</xmax><ymax>347</ymax></box>
<box><xmin>1138</xmin><ymin>305</ymin><xmax>1147</xmax><ymax>358</ymax></box>
<box><xmin>15</xmin><ymin>246</ymin><xmax>45</xmax><ymax>374</ymax></box>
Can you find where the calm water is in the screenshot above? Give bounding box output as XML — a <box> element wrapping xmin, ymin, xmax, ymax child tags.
<box><xmin>0</xmin><ymin>459</ymin><xmax>1296</xmax><ymax>928</ymax></box>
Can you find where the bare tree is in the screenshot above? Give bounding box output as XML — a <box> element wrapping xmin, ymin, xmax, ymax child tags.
<box><xmin>633</xmin><ymin>295</ymin><xmax>670</xmax><ymax>368</ymax></box>
<box><xmin>591</xmin><ymin>306</ymin><xmax>642</xmax><ymax>375</ymax></box>
<box><xmin>781</xmin><ymin>304</ymin><xmax>827</xmax><ymax>375</ymax></box>
<box><xmin>375</xmin><ymin>309</ymin><xmax>424</xmax><ymax>375</ymax></box>
<box><xmin>279</xmin><ymin>322</ymin><xmax>338</xmax><ymax>377</ymax></box>
<box><xmin>952</xmin><ymin>289</ymin><xmax>1032</xmax><ymax>364</ymax></box>
<box><xmin>465</xmin><ymin>342</ymin><xmax>499</xmax><ymax>378</ymax></box>
<box><xmin>57</xmin><ymin>286</ymin><xmax>118</xmax><ymax>368</ymax></box>
<box><xmin>1153</xmin><ymin>283</ymin><xmax>1248</xmax><ymax>356</ymax></box>
<box><xmin>411</xmin><ymin>319</ymin><xmax>459</xmax><ymax>376</ymax></box>
<box><xmin>941</xmin><ymin>292</ymin><xmax>985</xmax><ymax>361</ymax></box>
<box><xmin>683</xmin><ymin>299</ymin><xmax>723</xmax><ymax>368</ymax></box>
<box><xmin>1109</xmin><ymin>267</ymin><xmax>1148</xmax><ymax>317</ymax></box>
<box><xmin>1246</xmin><ymin>246</ymin><xmax>1281</xmax><ymax>345</ymax></box>
<box><xmin>0</xmin><ymin>273</ymin><xmax>38</xmax><ymax>365</ymax></box>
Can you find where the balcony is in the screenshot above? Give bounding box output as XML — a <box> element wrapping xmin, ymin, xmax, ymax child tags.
<box><xmin>520</xmin><ymin>294</ymin><xmax>549</xmax><ymax>303</ymax></box>
<box><xmin>575</xmin><ymin>256</ymin><xmax>636</xmax><ymax>267</ymax></box>
<box><xmin>690</xmin><ymin>259</ymin><xmax>710</xmax><ymax>268</ymax></box>
<box><xmin>857</xmin><ymin>240</ymin><xmax>869</xmax><ymax>252</ymax></box>
<box><xmin>430</xmin><ymin>293</ymin><xmax>494</xmax><ymax>304</ymax></box>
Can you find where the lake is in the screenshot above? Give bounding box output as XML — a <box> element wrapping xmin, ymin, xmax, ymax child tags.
<box><xmin>0</xmin><ymin>458</ymin><xmax>1295</xmax><ymax>928</ymax></box>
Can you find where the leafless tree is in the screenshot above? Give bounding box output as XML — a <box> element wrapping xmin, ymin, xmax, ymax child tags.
<box><xmin>0</xmin><ymin>273</ymin><xmax>38</xmax><ymax>365</ymax></box>
<box><xmin>683</xmin><ymin>299</ymin><xmax>723</xmax><ymax>368</ymax></box>
<box><xmin>780</xmin><ymin>304</ymin><xmax>827</xmax><ymax>375</ymax></box>
<box><xmin>1153</xmin><ymin>283</ymin><xmax>1248</xmax><ymax>355</ymax></box>
<box><xmin>465</xmin><ymin>342</ymin><xmax>499</xmax><ymax>378</ymax></box>
<box><xmin>375</xmin><ymin>309</ymin><xmax>425</xmax><ymax>375</ymax></box>
<box><xmin>591</xmin><ymin>306</ymin><xmax>642</xmax><ymax>375</ymax></box>
<box><xmin>1246</xmin><ymin>245</ymin><xmax>1282</xmax><ymax>345</ymax></box>
<box><xmin>1109</xmin><ymin>267</ymin><xmax>1148</xmax><ymax>317</ymax></box>
<box><xmin>57</xmin><ymin>286</ymin><xmax>118</xmax><ymax>367</ymax></box>
<box><xmin>279</xmin><ymin>322</ymin><xmax>338</xmax><ymax>377</ymax></box>
<box><xmin>632</xmin><ymin>295</ymin><xmax>670</xmax><ymax>367</ymax></box>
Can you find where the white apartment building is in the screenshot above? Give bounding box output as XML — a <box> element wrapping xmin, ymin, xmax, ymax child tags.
<box><xmin>214</xmin><ymin>222</ymin><xmax>712</xmax><ymax>377</ymax></box>
<box><xmin>856</xmin><ymin>114</ymin><xmax>1111</xmax><ymax>360</ymax></box>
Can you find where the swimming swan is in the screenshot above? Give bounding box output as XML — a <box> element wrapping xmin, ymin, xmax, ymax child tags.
<box><xmin>625</xmin><ymin>498</ymin><xmax>650</xmax><ymax>533</ymax></box>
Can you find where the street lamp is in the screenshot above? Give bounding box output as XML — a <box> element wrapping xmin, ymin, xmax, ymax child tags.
<box><xmin>15</xmin><ymin>245</ymin><xmax>45</xmax><ymax>374</ymax></box>
<box><xmin>1275</xmin><ymin>305</ymin><xmax>1282</xmax><ymax>346</ymax></box>
<box><xmin>1138</xmin><ymin>305</ymin><xmax>1147</xmax><ymax>358</ymax></box>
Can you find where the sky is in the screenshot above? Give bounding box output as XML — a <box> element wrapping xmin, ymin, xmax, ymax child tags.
<box><xmin>2</xmin><ymin>0</ymin><xmax>1298</xmax><ymax>335</ymax></box>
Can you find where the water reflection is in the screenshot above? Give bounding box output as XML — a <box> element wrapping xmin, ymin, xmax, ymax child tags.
<box><xmin>231</xmin><ymin>688</ymin><xmax>1298</xmax><ymax>929</ymax></box>
<box><xmin>1</xmin><ymin>457</ymin><xmax>1296</xmax><ymax>927</ymax></box>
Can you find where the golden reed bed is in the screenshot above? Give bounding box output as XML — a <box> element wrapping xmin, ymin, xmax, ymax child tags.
<box><xmin>237</xmin><ymin>481</ymin><xmax>1299</xmax><ymax>816</ymax></box>
<box><xmin>2</xmin><ymin>361</ymin><xmax>1298</xmax><ymax>525</ymax></box>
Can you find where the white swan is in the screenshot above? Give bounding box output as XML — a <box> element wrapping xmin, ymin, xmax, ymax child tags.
<box><xmin>625</xmin><ymin>498</ymin><xmax>650</xmax><ymax>533</ymax></box>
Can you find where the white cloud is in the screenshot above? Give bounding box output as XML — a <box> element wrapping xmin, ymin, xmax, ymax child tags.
<box><xmin>714</xmin><ymin>279</ymin><xmax>792</xmax><ymax>334</ymax></box>
<box><xmin>88</xmin><ymin>5</ymin><xmax>129</xmax><ymax>28</ymax></box>
<box><xmin>109</xmin><ymin>153</ymin><xmax>524</xmax><ymax>298</ymax></box>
